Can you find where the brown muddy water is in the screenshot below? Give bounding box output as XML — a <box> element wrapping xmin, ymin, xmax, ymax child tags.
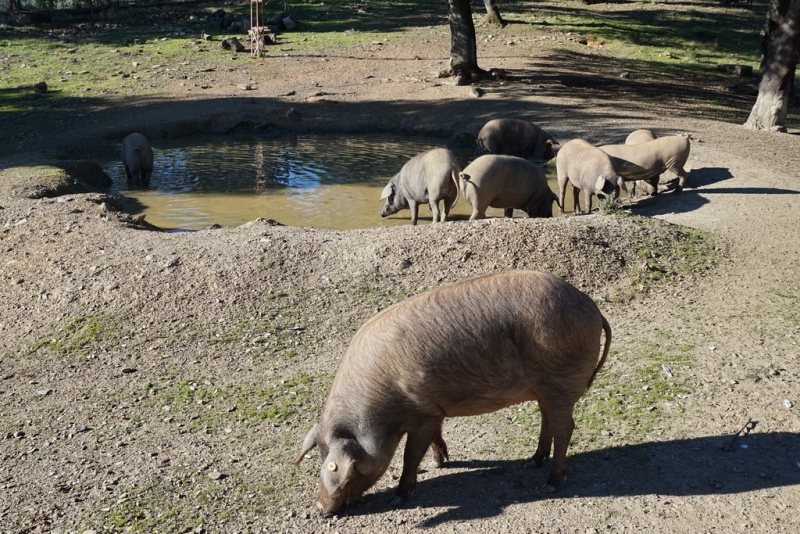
<box><xmin>104</xmin><ymin>134</ymin><xmax>564</xmax><ymax>231</ymax></box>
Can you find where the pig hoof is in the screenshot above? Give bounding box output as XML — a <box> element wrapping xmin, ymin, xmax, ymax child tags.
<box><xmin>541</xmin><ymin>483</ymin><xmax>557</xmax><ymax>493</ymax></box>
<box><xmin>429</xmin><ymin>459</ymin><xmax>444</xmax><ymax>468</ymax></box>
<box><xmin>390</xmin><ymin>495</ymin><xmax>405</xmax><ymax>506</ymax></box>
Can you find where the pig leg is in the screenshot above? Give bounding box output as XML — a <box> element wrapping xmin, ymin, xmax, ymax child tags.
<box><xmin>469</xmin><ymin>205</ymin><xmax>487</xmax><ymax>220</ymax></box>
<box><xmin>675</xmin><ymin>168</ymin><xmax>688</xmax><ymax>193</ymax></box>
<box><xmin>442</xmin><ymin>186</ymin><xmax>457</xmax><ymax>222</ymax></box>
<box><xmin>429</xmin><ymin>199</ymin><xmax>441</xmax><ymax>224</ymax></box>
<box><xmin>542</xmin><ymin>406</ymin><xmax>576</xmax><ymax>493</ymax></box>
<box><xmin>557</xmin><ymin>174</ymin><xmax>568</xmax><ymax>215</ymax></box>
<box><xmin>530</xmin><ymin>406</ymin><xmax>552</xmax><ymax>467</ymax></box>
<box><xmin>572</xmin><ymin>185</ymin><xmax>582</xmax><ymax>214</ymax></box>
<box><xmin>409</xmin><ymin>200</ymin><xmax>419</xmax><ymax>226</ymax></box>
<box><xmin>429</xmin><ymin>423</ymin><xmax>449</xmax><ymax>467</ymax></box>
<box><xmin>586</xmin><ymin>192</ymin><xmax>593</xmax><ymax>213</ymax></box>
<box><xmin>504</xmin><ymin>208</ymin><xmax>514</xmax><ymax>218</ymax></box>
<box><xmin>392</xmin><ymin>419</ymin><xmax>443</xmax><ymax>504</ymax></box>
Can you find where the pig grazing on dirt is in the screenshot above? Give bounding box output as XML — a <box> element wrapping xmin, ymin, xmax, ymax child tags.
<box><xmin>476</xmin><ymin>118</ymin><xmax>558</xmax><ymax>160</ymax></box>
<box><xmin>459</xmin><ymin>155</ymin><xmax>558</xmax><ymax>220</ymax></box>
<box><xmin>295</xmin><ymin>271</ymin><xmax>611</xmax><ymax>516</ymax></box>
<box><xmin>556</xmin><ymin>139</ymin><xmax>627</xmax><ymax>214</ymax></box>
<box><xmin>380</xmin><ymin>148</ymin><xmax>461</xmax><ymax>225</ymax></box>
<box><xmin>600</xmin><ymin>135</ymin><xmax>691</xmax><ymax>194</ymax></box>
<box><xmin>120</xmin><ymin>133</ymin><xmax>154</xmax><ymax>187</ymax></box>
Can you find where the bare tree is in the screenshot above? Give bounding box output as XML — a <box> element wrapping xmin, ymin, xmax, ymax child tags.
<box><xmin>483</xmin><ymin>0</ymin><xmax>505</xmax><ymax>26</ymax></box>
<box><xmin>744</xmin><ymin>0</ymin><xmax>800</xmax><ymax>132</ymax></box>
<box><xmin>444</xmin><ymin>0</ymin><xmax>491</xmax><ymax>85</ymax></box>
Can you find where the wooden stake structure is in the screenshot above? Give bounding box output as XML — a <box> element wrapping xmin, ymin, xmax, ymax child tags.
<box><xmin>249</xmin><ymin>0</ymin><xmax>266</xmax><ymax>57</ymax></box>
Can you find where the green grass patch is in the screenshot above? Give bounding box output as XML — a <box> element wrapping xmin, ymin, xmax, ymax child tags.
<box><xmin>29</xmin><ymin>312</ymin><xmax>116</xmax><ymax>355</ymax></box>
<box><xmin>612</xmin><ymin>220</ymin><xmax>720</xmax><ymax>301</ymax></box>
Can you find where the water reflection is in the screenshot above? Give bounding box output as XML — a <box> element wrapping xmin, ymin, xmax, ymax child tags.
<box><xmin>104</xmin><ymin>134</ymin><xmax>561</xmax><ymax>230</ymax></box>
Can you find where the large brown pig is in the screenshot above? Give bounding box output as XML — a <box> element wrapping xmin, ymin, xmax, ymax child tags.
<box><xmin>295</xmin><ymin>271</ymin><xmax>611</xmax><ymax>516</ymax></box>
<box><xmin>379</xmin><ymin>148</ymin><xmax>461</xmax><ymax>225</ymax></box>
<box><xmin>459</xmin><ymin>155</ymin><xmax>558</xmax><ymax>219</ymax></box>
<box><xmin>556</xmin><ymin>139</ymin><xmax>627</xmax><ymax>214</ymax></box>
<box><xmin>476</xmin><ymin>118</ymin><xmax>558</xmax><ymax>160</ymax></box>
<box><xmin>600</xmin><ymin>135</ymin><xmax>691</xmax><ymax>193</ymax></box>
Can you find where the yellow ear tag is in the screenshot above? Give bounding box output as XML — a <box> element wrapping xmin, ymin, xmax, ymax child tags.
<box><xmin>327</xmin><ymin>462</ymin><xmax>337</xmax><ymax>472</ymax></box>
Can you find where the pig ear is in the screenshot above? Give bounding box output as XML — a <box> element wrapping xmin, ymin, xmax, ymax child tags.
<box><xmin>380</xmin><ymin>183</ymin><xmax>393</xmax><ymax>200</ymax></box>
<box><xmin>294</xmin><ymin>423</ymin><xmax>319</xmax><ymax>465</ymax></box>
<box><xmin>595</xmin><ymin>176</ymin><xmax>606</xmax><ymax>192</ymax></box>
<box><xmin>618</xmin><ymin>177</ymin><xmax>628</xmax><ymax>193</ymax></box>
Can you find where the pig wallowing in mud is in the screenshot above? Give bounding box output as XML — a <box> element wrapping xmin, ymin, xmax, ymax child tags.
<box><xmin>295</xmin><ymin>271</ymin><xmax>611</xmax><ymax>516</ymax></box>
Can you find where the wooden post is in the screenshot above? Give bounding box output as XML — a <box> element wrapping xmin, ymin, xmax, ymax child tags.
<box><xmin>249</xmin><ymin>0</ymin><xmax>264</xmax><ymax>57</ymax></box>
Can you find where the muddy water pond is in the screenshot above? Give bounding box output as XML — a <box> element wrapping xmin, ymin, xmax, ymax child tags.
<box><xmin>105</xmin><ymin>134</ymin><xmax>563</xmax><ymax>230</ymax></box>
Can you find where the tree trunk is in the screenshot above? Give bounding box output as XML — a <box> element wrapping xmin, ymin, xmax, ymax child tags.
<box><xmin>744</xmin><ymin>0</ymin><xmax>800</xmax><ymax>132</ymax></box>
<box><xmin>445</xmin><ymin>0</ymin><xmax>489</xmax><ymax>85</ymax></box>
<box><xmin>483</xmin><ymin>0</ymin><xmax>505</xmax><ymax>26</ymax></box>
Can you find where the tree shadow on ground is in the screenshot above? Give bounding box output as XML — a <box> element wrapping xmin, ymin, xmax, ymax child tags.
<box><xmin>344</xmin><ymin>432</ymin><xmax>800</xmax><ymax>527</ymax></box>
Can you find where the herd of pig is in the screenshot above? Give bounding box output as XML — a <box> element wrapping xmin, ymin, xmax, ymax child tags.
<box><xmin>116</xmin><ymin>122</ymin><xmax>689</xmax><ymax>517</ymax></box>
<box><xmin>379</xmin><ymin>118</ymin><xmax>692</xmax><ymax>223</ymax></box>
<box><xmin>119</xmin><ymin>118</ymin><xmax>691</xmax><ymax>223</ymax></box>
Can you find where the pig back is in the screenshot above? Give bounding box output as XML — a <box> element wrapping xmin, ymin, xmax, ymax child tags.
<box><xmin>332</xmin><ymin>271</ymin><xmax>605</xmax><ymax>419</ymax></box>
<box><xmin>397</xmin><ymin>148</ymin><xmax>460</xmax><ymax>200</ymax></box>
<box><xmin>601</xmin><ymin>135</ymin><xmax>690</xmax><ymax>181</ymax></box>
<box><xmin>461</xmin><ymin>155</ymin><xmax>548</xmax><ymax>207</ymax></box>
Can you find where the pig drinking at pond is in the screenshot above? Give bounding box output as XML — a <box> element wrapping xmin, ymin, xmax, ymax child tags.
<box><xmin>623</xmin><ymin>129</ymin><xmax>658</xmax><ymax>196</ymax></box>
<box><xmin>295</xmin><ymin>271</ymin><xmax>611</xmax><ymax>516</ymax></box>
<box><xmin>120</xmin><ymin>133</ymin><xmax>154</xmax><ymax>187</ymax></box>
<box><xmin>556</xmin><ymin>139</ymin><xmax>627</xmax><ymax>214</ymax></box>
<box><xmin>459</xmin><ymin>155</ymin><xmax>558</xmax><ymax>219</ymax></box>
<box><xmin>379</xmin><ymin>148</ymin><xmax>461</xmax><ymax>225</ymax></box>
<box><xmin>600</xmin><ymin>135</ymin><xmax>691</xmax><ymax>194</ymax></box>
<box><xmin>476</xmin><ymin>118</ymin><xmax>558</xmax><ymax>160</ymax></box>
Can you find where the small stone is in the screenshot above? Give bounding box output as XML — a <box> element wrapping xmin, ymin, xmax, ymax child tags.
<box><xmin>208</xmin><ymin>470</ymin><xmax>225</xmax><ymax>480</ymax></box>
<box><xmin>784</xmin><ymin>399</ymin><xmax>794</xmax><ymax>409</ymax></box>
<box><xmin>37</xmin><ymin>388</ymin><xmax>52</xmax><ymax>397</ymax></box>
<box><xmin>470</xmin><ymin>87</ymin><xmax>484</xmax><ymax>98</ymax></box>
<box><xmin>13</xmin><ymin>431</ymin><xmax>25</xmax><ymax>439</ymax></box>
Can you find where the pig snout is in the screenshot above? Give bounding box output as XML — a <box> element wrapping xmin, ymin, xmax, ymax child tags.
<box><xmin>380</xmin><ymin>200</ymin><xmax>399</xmax><ymax>218</ymax></box>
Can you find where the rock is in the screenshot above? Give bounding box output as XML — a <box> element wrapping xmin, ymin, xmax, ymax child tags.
<box><xmin>33</xmin><ymin>81</ymin><xmax>47</xmax><ymax>93</ymax></box>
<box><xmin>221</xmin><ymin>38</ymin><xmax>245</xmax><ymax>52</ymax></box>
<box><xmin>470</xmin><ymin>87</ymin><xmax>485</xmax><ymax>98</ymax></box>
<box><xmin>784</xmin><ymin>399</ymin><xmax>794</xmax><ymax>409</ymax></box>
<box><xmin>718</xmin><ymin>64</ymin><xmax>754</xmax><ymax>77</ymax></box>
<box><xmin>208</xmin><ymin>470</ymin><xmax>226</xmax><ymax>480</ymax></box>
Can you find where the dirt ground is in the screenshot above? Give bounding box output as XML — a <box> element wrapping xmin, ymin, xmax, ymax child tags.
<box><xmin>2</xmin><ymin>2</ymin><xmax>800</xmax><ymax>533</ymax></box>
